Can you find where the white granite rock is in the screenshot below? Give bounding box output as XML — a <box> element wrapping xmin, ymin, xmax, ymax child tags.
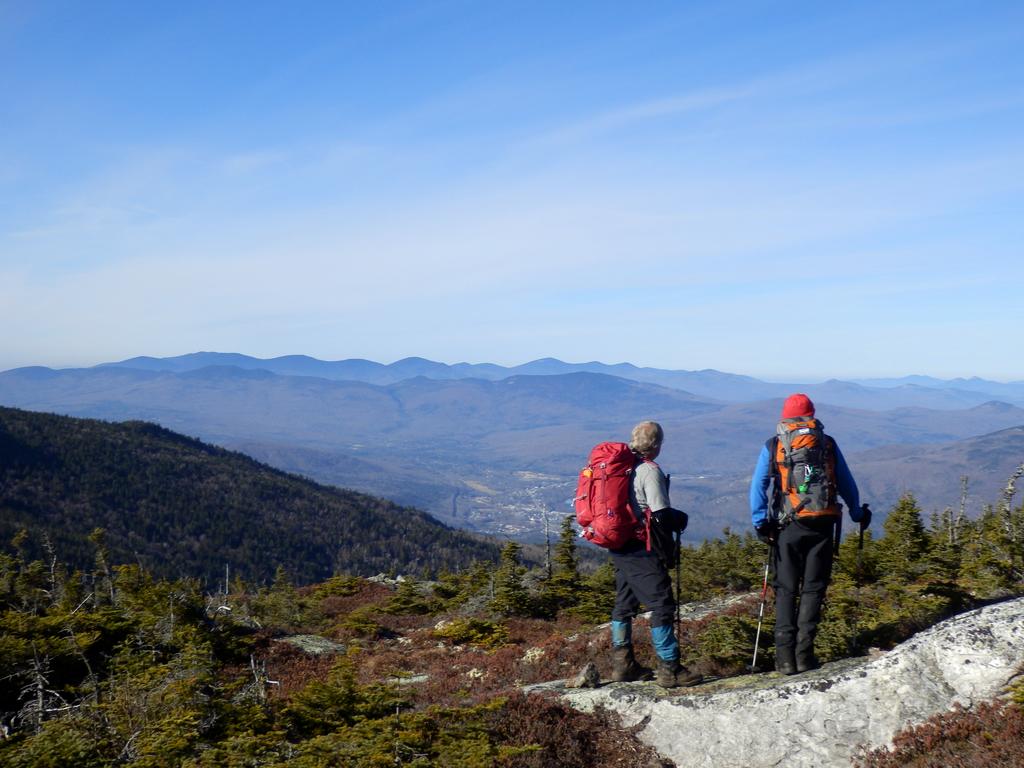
<box><xmin>273</xmin><ymin>634</ymin><xmax>347</xmax><ymax>655</ymax></box>
<box><xmin>537</xmin><ymin>597</ymin><xmax>1024</xmax><ymax>768</ymax></box>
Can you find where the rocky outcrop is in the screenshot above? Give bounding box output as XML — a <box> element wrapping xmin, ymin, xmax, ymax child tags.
<box><xmin>534</xmin><ymin>598</ymin><xmax>1024</xmax><ymax>768</ymax></box>
<box><xmin>274</xmin><ymin>634</ymin><xmax>346</xmax><ymax>655</ymax></box>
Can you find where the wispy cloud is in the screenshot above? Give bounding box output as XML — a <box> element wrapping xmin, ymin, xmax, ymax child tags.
<box><xmin>220</xmin><ymin>150</ymin><xmax>290</xmax><ymax>175</ymax></box>
<box><xmin>533</xmin><ymin>84</ymin><xmax>754</xmax><ymax>146</ymax></box>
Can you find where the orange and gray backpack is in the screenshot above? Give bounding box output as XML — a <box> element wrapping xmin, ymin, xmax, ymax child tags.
<box><xmin>769</xmin><ymin>417</ymin><xmax>839</xmax><ymax>523</ymax></box>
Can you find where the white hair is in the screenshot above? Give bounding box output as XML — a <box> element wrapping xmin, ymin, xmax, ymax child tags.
<box><xmin>629</xmin><ymin>421</ymin><xmax>663</xmax><ymax>456</ymax></box>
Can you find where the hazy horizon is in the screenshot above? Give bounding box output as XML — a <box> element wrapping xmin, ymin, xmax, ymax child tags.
<box><xmin>4</xmin><ymin>350</ymin><xmax>1022</xmax><ymax>386</ymax></box>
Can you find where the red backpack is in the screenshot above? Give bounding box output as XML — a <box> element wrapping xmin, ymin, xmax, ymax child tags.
<box><xmin>574</xmin><ymin>442</ymin><xmax>646</xmax><ymax>549</ymax></box>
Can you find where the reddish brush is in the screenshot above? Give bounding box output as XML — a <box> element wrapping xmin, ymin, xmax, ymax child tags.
<box><xmin>857</xmin><ymin>700</ymin><xmax>1024</xmax><ymax>768</ymax></box>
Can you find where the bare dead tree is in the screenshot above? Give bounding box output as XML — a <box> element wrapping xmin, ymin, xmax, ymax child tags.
<box><xmin>527</xmin><ymin>488</ymin><xmax>553</xmax><ymax>580</ymax></box>
<box><xmin>13</xmin><ymin>644</ymin><xmax>70</xmax><ymax>733</ymax></box>
<box><xmin>543</xmin><ymin>507</ymin><xmax>553</xmax><ymax>580</ymax></box>
<box><xmin>234</xmin><ymin>655</ymin><xmax>279</xmax><ymax>704</ymax></box>
<box><xmin>88</xmin><ymin>529</ymin><xmax>116</xmax><ymax>606</ymax></box>
<box><xmin>999</xmin><ymin>463</ymin><xmax>1024</xmax><ymax>580</ymax></box>
<box><xmin>1000</xmin><ymin>463</ymin><xmax>1024</xmax><ymax>517</ymax></box>
<box><xmin>41</xmin><ymin>535</ymin><xmax>62</xmax><ymax>606</ymax></box>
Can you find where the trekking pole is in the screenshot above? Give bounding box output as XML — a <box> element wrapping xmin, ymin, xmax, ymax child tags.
<box><xmin>674</xmin><ymin>527</ymin><xmax>681</xmax><ymax>638</ymax></box>
<box><xmin>750</xmin><ymin>544</ymin><xmax>771</xmax><ymax>671</ymax></box>
<box><xmin>857</xmin><ymin>504</ymin><xmax>870</xmax><ymax>588</ymax></box>
<box><xmin>852</xmin><ymin>504</ymin><xmax>870</xmax><ymax>641</ymax></box>
<box><xmin>833</xmin><ymin>502</ymin><xmax>843</xmax><ymax>556</ymax></box>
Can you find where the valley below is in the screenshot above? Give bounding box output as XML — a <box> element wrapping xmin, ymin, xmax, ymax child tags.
<box><xmin>2</xmin><ymin>354</ymin><xmax>1023</xmax><ymax>543</ymax></box>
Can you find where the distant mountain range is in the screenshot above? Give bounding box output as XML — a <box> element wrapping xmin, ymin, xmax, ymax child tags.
<box><xmin>1</xmin><ymin>355</ymin><xmax>1022</xmax><ymax>543</ymax></box>
<box><xmin>94</xmin><ymin>352</ymin><xmax>1024</xmax><ymax>409</ymax></box>
<box><xmin>0</xmin><ymin>406</ymin><xmax>500</xmax><ymax>584</ymax></box>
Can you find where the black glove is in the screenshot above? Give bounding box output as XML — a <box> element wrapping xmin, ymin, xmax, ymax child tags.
<box><xmin>673</xmin><ymin>508</ymin><xmax>689</xmax><ymax>535</ymax></box>
<box><xmin>649</xmin><ymin>509</ymin><xmax>680</xmax><ymax>569</ymax></box>
<box><xmin>653</xmin><ymin>508</ymin><xmax>688</xmax><ymax>535</ymax></box>
<box><xmin>859</xmin><ymin>504</ymin><xmax>872</xmax><ymax>531</ymax></box>
<box><xmin>755</xmin><ymin>520</ymin><xmax>778</xmax><ymax>544</ymax></box>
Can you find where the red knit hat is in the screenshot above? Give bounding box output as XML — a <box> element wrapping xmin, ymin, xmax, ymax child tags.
<box><xmin>781</xmin><ymin>393</ymin><xmax>815</xmax><ymax>419</ymax></box>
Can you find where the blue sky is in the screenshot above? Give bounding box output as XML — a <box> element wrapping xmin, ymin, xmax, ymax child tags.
<box><xmin>2</xmin><ymin>1</ymin><xmax>1022</xmax><ymax>379</ymax></box>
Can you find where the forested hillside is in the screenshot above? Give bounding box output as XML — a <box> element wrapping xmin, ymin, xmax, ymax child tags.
<box><xmin>0</xmin><ymin>407</ymin><xmax>500</xmax><ymax>584</ymax></box>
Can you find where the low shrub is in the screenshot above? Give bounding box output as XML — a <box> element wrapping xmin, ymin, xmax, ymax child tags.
<box><xmin>433</xmin><ymin>618</ymin><xmax>510</xmax><ymax>650</ymax></box>
<box><xmin>856</xmin><ymin>700</ymin><xmax>1024</xmax><ymax>768</ymax></box>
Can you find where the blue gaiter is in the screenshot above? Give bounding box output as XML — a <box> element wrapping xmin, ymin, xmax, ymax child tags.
<box><xmin>650</xmin><ymin>624</ymin><xmax>679</xmax><ymax>661</ymax></box>
<box><xmin>611</xmin><ymin>620</ymin><xmax>632</xmax><ymax>647</ymax></box>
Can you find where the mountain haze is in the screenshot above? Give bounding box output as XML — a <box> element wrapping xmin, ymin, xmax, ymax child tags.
<box><xmin>96</xmin><ymin>352</ymin><xmax>1024</xmax><ymax>408</ymax></box>
<box><xmin>2</xmin><ymin>356</ymin><xmax>1023</xmax><ymax>541</ymax></box>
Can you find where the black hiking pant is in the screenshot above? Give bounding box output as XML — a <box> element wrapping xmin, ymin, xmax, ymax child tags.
<box><xmin>774</xmin><ymin>517</ymin><xmax>835</xmax><ymax>657</ymax></box>
<box><xmin>610</xmin><ymin>546</ymin><xmax>676</xmax><ymax>628</ymax></box>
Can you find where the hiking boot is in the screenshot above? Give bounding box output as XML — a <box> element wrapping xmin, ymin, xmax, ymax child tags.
<box><xmin>796</xmin><ymin>651</ymin><xmax>820</xmax><ymax>673</ymax></box>
<box><xmin>776</xmin><ymin>646</ymin><xmax>797</xmax><ymax>676</ymax></box>
<box><xmin>610</xmin><ymin>646</ymin><xmax>652</xmax><ymax>683</ymax></box>
<box><xmin>654</xmin><ymin>658</ymin><xmax>702</xmax><ymax>688</ymax></box>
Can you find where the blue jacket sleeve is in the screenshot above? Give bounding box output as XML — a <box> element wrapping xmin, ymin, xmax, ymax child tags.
<box><xmin>749</xmin><ymin>443</ymin><xmax>772</xmax><ymax>529</ymax></box>
<box><xmin>833</xmin><ymin>442</ymin><xmax>862</xmax><ymax>521</ymax></box>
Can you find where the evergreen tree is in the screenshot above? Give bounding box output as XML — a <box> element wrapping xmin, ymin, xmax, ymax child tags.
<box><xmin>567</xmin><ymin>559</ymin><xmax>617</xmax><ymax>624</ymax></box>
<box><xmin>490</xmin><ymin>541</ymin><xmax>531</xmax><ymax>616</ymax></box>
<box><xmin>553</xmin><ymin>516</ymin><xmax>580</xmax><ymax>582</ymax></box>
<box><xmin>251</xmin><ymin>566</ymin><xmax>301</xmax><ymax>629</ymax></box>
<box><xmin>960</xmin><ymin>495</ymin><xmax>1024</xmax><ymax>596</ymax></box>
<box><xmin>876</xmin><ymin>494</ymin><xmax>929</xmax><ymax>585</ymax></box>
<box><xmin>385</xmin><ymin>576</ymin><xmax>439</xmax><ymax>615</ymax></box>
<box><xmin>853</xmin><ymin>494</ymin><xmax>965</xmax><ymax>643</ymax></box>
<box><xmin>679</xmin><ymin>527</ymin><xmax>764</xmax><ymax>600</ymax></box>
<box><xmin>538</xmin><ymin>516</ymin><xmax>582</xmax><ymax>613</ymax></box>
<box><xmin>924</xmin><ymin>508</ymin><xmax>968</xmax><ymax>609</ymax></box>
<box><xmin>282</xmin><ymin>657</ymin><xmax>406</xmax><ymax>738</ymax></box>
<box><xmin>432</xmin><ymin>560</ymin><xmax>493</xmax><ymax>609</ymax></box>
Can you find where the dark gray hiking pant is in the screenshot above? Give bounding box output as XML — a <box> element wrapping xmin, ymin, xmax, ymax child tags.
<box><xmin>610</xmin><ymin>546</ymin><xmax>679</xmax><ymax>660</ymax></box>
<box><xmin>611</xmin><ymin>547</ymin><xmax>676</xmax><ymax>628</ymax></box>
<box><xmin>774</xmin><ymin>517</ymin><xmax>835</xmax><ymax>656</ymax></box>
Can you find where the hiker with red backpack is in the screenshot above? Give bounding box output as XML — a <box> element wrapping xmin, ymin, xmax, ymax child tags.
<box><xmin>576</xmin><ymin>421</ymin><xmax>700</xmax><ymax>687</ymax></box>
<box><xmin>749</xmin><ymin>394</ymin><xmax>871</xmax><ymax>675</ymax></box>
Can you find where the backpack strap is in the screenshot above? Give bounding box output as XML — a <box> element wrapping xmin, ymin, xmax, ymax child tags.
<box><xmin>635</xmin><ymin>454</ymin><xmax>659</xmax><ymax>553</ymax></box>
<box><xmin>775</xmin><ymin>425</ymin><xmax>799</xmax><ymax>494</ymax></box>
<box><xmin>823</xmin><ymin>434</ymin><xmax>838</xmax><ymax>508</ymax></box>
<box><xmin>766</xmin><ymin>436</ymin><xmax>781</xmax><ymax>519</ymax></box>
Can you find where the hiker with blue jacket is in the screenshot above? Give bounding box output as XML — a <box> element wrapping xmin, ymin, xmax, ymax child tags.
<box><xmin>749</xmin><ymin>394</ymin><xmax>870</xmax><ymax>675</ymax></box>
<box><xmin>610</xmin><ymin>420</ymin><xmax>701</xmax><ymax>688</ymax></box>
